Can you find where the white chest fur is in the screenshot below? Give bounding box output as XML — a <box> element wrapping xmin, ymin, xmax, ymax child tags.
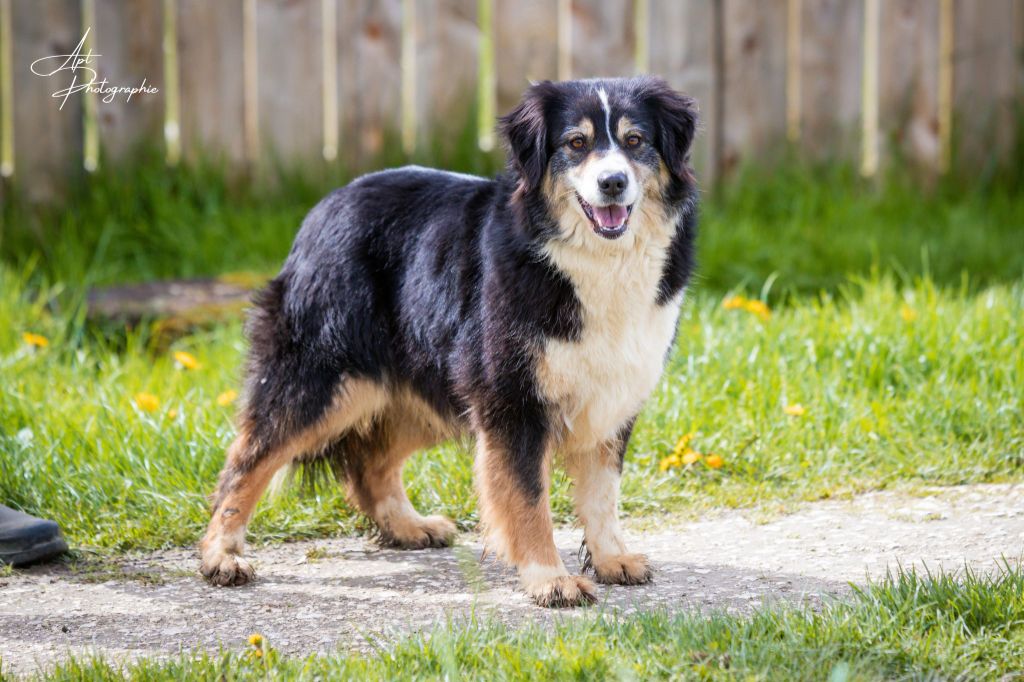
<box><xmin>537</xmin><ymin>229</ymin><xmax>682</xmax><ymax>453</ymax></box>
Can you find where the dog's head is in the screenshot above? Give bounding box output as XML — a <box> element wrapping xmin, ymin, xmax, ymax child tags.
<box><xmin>500</xmin><ymin>77</ymin><xmax>697</xmax><ymax>243</ymax></box>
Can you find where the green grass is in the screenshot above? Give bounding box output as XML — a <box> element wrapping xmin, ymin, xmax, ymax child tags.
<box><xmin>1</xmin><ymin>153</ymin><xmax>1022</xmax><ymax>295</ymax></box>
<box><xmin>1</xmin><ymin>264</ymin><xmax>1020</xmax><ymax>551</ymax></box>
<box><xmin>18</xmin><ymin>564</ymin><xmax>1024</xmax><ymax>680</ymax></box>
<box><xmin>700</xmin><ymin>163</ymin><xmax>1024</xmax><ymax>294</ymax></box>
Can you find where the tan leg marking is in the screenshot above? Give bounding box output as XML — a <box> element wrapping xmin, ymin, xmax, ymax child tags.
<box><xmin>475</xmin><ymin>433</ymin><xmax>596</xmax><ymax>607</ymax></box>
<box><xmin>565</xmin><ymin>442</ymin><xmax>652</xmax><ymax>586</ymax></box>
<box><xmin>346</xmin><ymin>395</ymin><xmax>456</xmax><ymax>549</ymax></box>
<box><xmin>199</xmin><ymin>379</ymin><xmax>388</xmax><ymax>586</ymax></box>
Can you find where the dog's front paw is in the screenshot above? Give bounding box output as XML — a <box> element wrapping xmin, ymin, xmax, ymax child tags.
<box><xmin>526</xmin><ymin>574</ymin><xmax>598</xmax><ymax>608</ymax></box>
<box><xmin>382</xmin><ymin>514</ymin><xmax>457</xmax><ymax>549</ymax></box>
<box><xmin>200</xmin><ymin>549</ymin><xmax>256</xmax><ymax>587</ymax></box>
<box><xmin>591</xmin><ymin>553</ymin><xmax>652</xmax><ymax>585</ymax></box>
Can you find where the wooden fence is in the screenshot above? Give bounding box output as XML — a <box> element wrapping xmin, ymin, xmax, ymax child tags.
<box><xmin>1</xmin><ymin>0</ymin><xmax>1022</xmax><ymax>201</ymax></box>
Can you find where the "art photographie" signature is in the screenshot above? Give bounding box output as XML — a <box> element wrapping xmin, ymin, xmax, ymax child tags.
<box><xmin>30</xmin><ymin>28</ymin><xmax>159</xmax><ymax>110</ymax></box>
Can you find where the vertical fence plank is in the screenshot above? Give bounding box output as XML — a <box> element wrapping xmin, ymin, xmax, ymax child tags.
<box><xmin>571</xmin><ymin>0</ymin><xmax>635</xmax><ymax>78</ymax></box>
<box><xmin>415</xmin><ymin>0</ymin><xmax>478</xmax><ymax>158</ymax></box>
<box><xmin>649</xmin><ymin>0</ymin><xmax>718</xmax><ymax>182</ymax></box>
<box><xmin>720</xmin><ymin>0</ymin><xmax>787</xmax><ymax>175</ymax></box>
<box><xmin>878</xmin><ymin>0</ymin><xmax>939</xmax><ymax>171</ymax></box>
<box><xmin>953</xmin><ymin>0</ymin><xmax>1018</xmax><ymax>170</ymax></box>
<box><xmin>495</xmin><ymin>0</ymin><xmax>558</xmax><ymax>115</ymax></box>
<box><xmin>178</xmin><ymin>0</ymin><xmax>245</xmax><ymax>164</ymax></box>
<box><xmin>12</xmin><ymin>0</ymin><xmax>82</xmax><ymax>200</ymax></box>
<box><xmin>337</xmin><ymin>0</ymin><xmax>402</xmax><ymax>168</ymax></box>
<box><xmin>93</xmin><ymin>0</ymin><xmax>164</xmax><ymax>162</ymax></box>
<box><xmin>0</xmin><ymin>0</ymin><xmax>12</xmax><ymax>184</ymax></box>
<box><xmin>800</xmin><ymin>0</ymin><xmax>863</xmax><ymax>158</ymax></box>
<box><xmin>1017</xmin><ymin>0</ymin><xmax>1024</xmax><ymax>96</ymax></box>
<box><xmin>257</xmin><ymin>0</ymin><xmax>322</xmax><ymax>164</ymax></box>
<box><xmin>477</xmin><ymin>0</ymin><xmax>496</xmax><ymax>150</ymax></box>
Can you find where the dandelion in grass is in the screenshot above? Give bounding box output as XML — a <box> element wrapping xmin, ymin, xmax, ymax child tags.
<box><xmin>722</xmin><ymin>295</ymin><xmax>771</xmax><ymax>321</ymax></box>
<box><xmin>166</xmin><ymin>408</ymin><xmax>179</xmax><ymax>420</ymax></box>
<box><xmin>22</xmin><ymin>332</ymin><xmax>49</xmax><ymax>348</ymax></box>
<box><xmin>672</xmin><ymin>432</ymin><xmax>695</xmax><ymax>457</ymax></box>
<box><xmin>173</xmin><ymin>351</ymin><xmax>201</xmax><ymax>370</ymax></box>
<box><xmin>783</xmin><ymin>404</ymin><xmax>806</xmax><ymax>417</ymax></box>
<box><xmin>246</xmin><ymin>632</ymin><xmax>270</xmax><ymax>664</ymax></box>
<box><xmin>722</xmin><ymin>295</ymin><xmax>747</xmax><ymax>310</ymax></box>
<box><xmin>662</xmin><ymin>432</ymin><xmax>703</xmax><ymax>471</ymax></box>
<box><xmin>743</xmin><ymin>299</ymin><xmax>771</xmax><ymax>321</ymax></box>
<box><xmin>705</xmin><ymin>454</ymin><xmax>724</xmax><ymax>469</ymax></box>
<box><xmin>900</xmin><ymin>304</ymin><xmax>918</xmax><ymax>322</ymax></box>
<box><xmin>216</xmin><ymin>389</ymin><xmax>238</xmax><ymax>407</ymax></box>
<box><xmin>134</xmin><ymin>392</ymin><xmax>160</xmax><ymax>413</ymax></box>
<box><xmin>659</xmin><ymin>454</ymin><xmax>681</xmax><ymax>472</ymax></box>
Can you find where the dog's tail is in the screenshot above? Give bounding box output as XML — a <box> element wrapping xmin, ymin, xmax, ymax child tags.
<box><xmin>241</xmin><ymin>274</ymin><xmax>354</xmax><ymax>496</ymax></box>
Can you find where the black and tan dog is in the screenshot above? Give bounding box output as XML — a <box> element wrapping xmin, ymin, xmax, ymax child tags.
<box><xmin>199</xmin><ymin>77</ymin><xmax>698</xmax><ymax>607</ymax></box>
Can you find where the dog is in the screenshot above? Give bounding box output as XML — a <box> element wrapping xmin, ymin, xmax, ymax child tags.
<box><xmin>199</xmin><ymin>76</ymin><xmax>698</xmax><ymax>608</ymax></box>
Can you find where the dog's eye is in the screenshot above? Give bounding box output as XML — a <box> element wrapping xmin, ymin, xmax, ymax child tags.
<box><xmin>625</xmin><ymin>133</ymin><xmax>643</xmax><ymax>148</ymax></box>
<box><xmin>568</xmin><ymin>136</ymin><xmax>586</xmax><ymax>150</ymax></box>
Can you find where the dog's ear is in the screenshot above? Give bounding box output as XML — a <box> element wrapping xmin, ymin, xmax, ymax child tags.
<box><xmin>499</xmin><ymin>82</ymin><xmax>556</xmax><ymax>195</ymax></box>
<box><xmin>640</xmin><ymin>78</ymin><xmax>698</xmax><ymax>183</ymax></box>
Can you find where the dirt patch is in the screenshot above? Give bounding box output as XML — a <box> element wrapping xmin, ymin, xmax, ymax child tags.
<box><xmin>1</xmin><ymin>484</ymin><xmax>1021</xmax><ymax>677</ymax></box>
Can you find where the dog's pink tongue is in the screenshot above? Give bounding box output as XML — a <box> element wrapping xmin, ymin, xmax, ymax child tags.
<box><xmin>594</xmin><ymin>204</ymin><xmax>628</xmax><ymax>228</ymax></box>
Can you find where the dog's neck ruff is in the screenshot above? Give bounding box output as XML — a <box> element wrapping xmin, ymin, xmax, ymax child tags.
<box><xmin>536</xmin><ymin>206</ymin><xmax>683</xmax><ymax>453</ymax></box>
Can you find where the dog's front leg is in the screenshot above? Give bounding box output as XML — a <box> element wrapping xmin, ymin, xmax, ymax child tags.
<box><xmin>474</xmin><ymin>430</ymin><xmax>597</xmax><ymax>607</ymax></box>
<box><xmin>565</xmin><ymin>433</ymin><xmax>653</xmax><ymax>586</ymax></box>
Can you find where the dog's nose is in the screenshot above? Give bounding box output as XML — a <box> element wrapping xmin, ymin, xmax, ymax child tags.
<box><xmin>598</xmin><ymin>171</ymin><xmax>628</xmax><ymax>196</ymax></box>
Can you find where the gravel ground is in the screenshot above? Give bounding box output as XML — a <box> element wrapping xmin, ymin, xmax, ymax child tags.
<box><xmin>1</xmin><ymin>483</ymin><xmax>1021</xmax><ymax>677</ymax></box>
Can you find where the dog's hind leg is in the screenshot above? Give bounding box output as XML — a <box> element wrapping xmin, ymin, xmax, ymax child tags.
<box><xmin>199</xmin><ymin>378</ymin><xmax>388</xmax><ymax>586</ymax></box>
<box><xmin>342</xmin><ymin>405</ymin><xmax>457</xmax><ymax>549</ymax></box>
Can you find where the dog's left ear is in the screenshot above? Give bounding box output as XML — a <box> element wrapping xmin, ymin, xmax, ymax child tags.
<box><xmin>640</xmin><ymin>78</ymin><xmax>698</xmax><ymax>183</ymax></box>
<box><xmin>499</xmin><ymin>81</ymin><xmax>556</xmax><ymax>195</ymax></box>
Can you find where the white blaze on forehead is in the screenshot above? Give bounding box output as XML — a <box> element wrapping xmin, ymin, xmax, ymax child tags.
<box><xmin>596</xmin><ymin>88</ymin><xmax>615</xmax><ymax>147</ymax></box>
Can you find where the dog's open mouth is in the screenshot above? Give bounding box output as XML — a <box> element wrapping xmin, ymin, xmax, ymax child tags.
<box><xmin>576</xmin><ymin>193</ymin><xmax>633</xmax><ymax>240</ymax></box>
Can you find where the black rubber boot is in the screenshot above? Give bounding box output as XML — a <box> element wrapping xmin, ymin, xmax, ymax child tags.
<box><xmin>0</xmin><ymin>505</ymin><xmax>68</xmax><ymax>566</ymax></box>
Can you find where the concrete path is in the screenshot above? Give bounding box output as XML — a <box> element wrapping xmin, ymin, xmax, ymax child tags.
<box><xmin>1</xmin><ymin>484</ymin><xmax>1021</xmax><ymax>677</ymax></box>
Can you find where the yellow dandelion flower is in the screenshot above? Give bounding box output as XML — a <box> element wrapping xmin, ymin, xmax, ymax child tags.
<box><xmin>705</xmin><ymin>454</ymin><xmax>724</xmax><ymax>469</ymax></box>
<box><xmin>672</xmin><ymin>432</ymin><xmax>695</xmax><ymax>457</ymax></box>
<box><xmin>166</xmin><ymin>408</ymin><xmax>179</xmax><ymax>420</ymax></box>
<box><xmin>743</xmin><ymin>299</ymin><xmax>772</xmax><ymax>322</ymax></box>
<box><xmin>252</xmin><ymin>648</ymin><xmax>263</xmax><ymax>658</ymax></box>
<box><xmin>248</xmin><ymin>633</ymin><xmax>263</xmax><ymax>647</ymax></box>
<box><xmin>900</xmin><ymin>304</ymin><xmax>917</xmax><ymax>322</ymax></box>
<box><xmin>216</xmin><ymin>389</ymin><xmax>238</xmax><ymax>407</ymax></box>
<box><xmin>682</xmin><ymin>450</ymin><xmax>702</xmax><ymax>465</ymax></box>
<box><xmin>134</xmin><ymin>392</ymin><xmax>160</xmax><ymax>413</ymax></box>
<box><xmin>659</xmin><ymin>454</ymin><xmax>681</xmax><ymax>472</ymax></box>
<box><xmin>22</xmin><ymin>332</ymin><xmax>49</xmax><ymax>348</ymax></box>
<box><xmin>173</xmin><ymin>351</ymin><xmax>201</xmax><ymax>370</ymax></box>
<box><xmin>783</xmin><ymin>404</ymin><xmax>806</xmax><ymax>417</ymax></box>
<box><xmin>722</xmin><ymin>295</ymin><xmax>747</xmax><ymax>310</ymax></box>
